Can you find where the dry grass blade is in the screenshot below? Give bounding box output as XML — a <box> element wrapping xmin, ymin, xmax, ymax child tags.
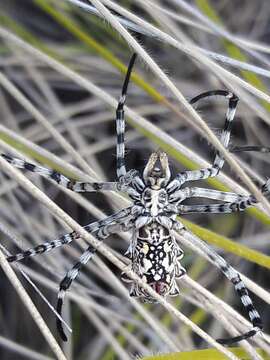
<box><xmin>66</xmin><ymin>0</ymin><xmax>270</xmax><ymax>79</ymax></box>
<box><xmin>0</xmin><ymin>335</ymin><xmax>53</xmax><ymax>360</ymax></box>
<box><xmin>0</xmin><ymin>248</ymin><xmax>66</xmax><ymax>360</ymax></box>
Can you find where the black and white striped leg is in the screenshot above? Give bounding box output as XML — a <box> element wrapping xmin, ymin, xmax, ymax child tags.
<box><xmin>169</xmin><ymin>186</ymin><xmax>249</xmax><ymax>204</ymax></box>
<box><xmin>7</xmin><ymin>207</ymin><xmax>132</xmax><ymax>263</ymax></box>
<box><xmin>1</xmin><ymin>154</ymin><xmax>128</xmax><ymax>192</ymax></box>
<box><xmin>174</xmin><ymin>224</ymin><xmax>263</xmax><ymax>344</ymax></box>
<box><xmin>178</xmin><ymin>179</ymin><xmax>270</xmax><ymax>214</ymax></box>
<box><xmin>168</xmin><ymin>90</ymin><xmax>238</xmax><ymax>191</ymax></box>
<box><xmin>189</xmin><ymin>90</ymin><xmax>238</xmax><ymax>178</ymax></box>
<box><xmin>7</xmin><ymin>232</ymin><xmax>75</xmax><ymax>263</ymax></box>
<box><xmin>230</xmin><ymin>145</ymin><xmax>270</xmax><ymax>153</ymax></box>
<box><xmin>57</xmin><ymin>243</ymin><xmax>95</xmax><ymax>341</ymax></box>
<box><xmin>116</xmin><ymin>53</ymin><xmax>137</xmax><ymax>179</ymax></box>
<box><xmin>56</xmin><ymin>219</ymin><xmax>133</xmax><ymax>341</ymax></box>
<box><xmin>178</xmin><ymin>203</ymin><xmax>246</xmax><ymax>214</ymax></box>
<box><xmin>186</xmin><ymin>187</ymin><xmax>249</xmax><ymax>202</ymax></box>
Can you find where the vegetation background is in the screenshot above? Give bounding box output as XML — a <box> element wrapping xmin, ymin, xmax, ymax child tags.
<box><xmin>0</xmin><ymin>0</ymin><xmax>269</xmax><ymax>359</ymax></box>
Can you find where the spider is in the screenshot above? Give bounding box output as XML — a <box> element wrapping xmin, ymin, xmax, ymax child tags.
<box><xmin>2</xmin><ymin>53</ymin><xmax>266</xmax><ymax>345</ymax></box>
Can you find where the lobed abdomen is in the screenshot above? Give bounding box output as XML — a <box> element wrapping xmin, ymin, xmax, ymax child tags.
<box><xmin>129</xmin><ymin>222</ymin><xmax>185</xmax><ymax>301</ymax></box>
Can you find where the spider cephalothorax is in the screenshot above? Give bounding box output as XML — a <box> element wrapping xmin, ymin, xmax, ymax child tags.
<box><xmin>141</xmin><ymin>153</ymin><xmax>170</xmax><ymax>216</ymax></box>
<box><xmin>3</xmin><ymin>53</ymin><xmax>265</xmax><ymax>345</ymax></box>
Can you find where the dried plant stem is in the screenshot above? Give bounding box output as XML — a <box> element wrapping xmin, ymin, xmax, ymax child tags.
<box><xmin>0</xmin><ymin>248</ymin><xmax>66</xmax><ymax>360</ymax></box>
<box><xmin>0</xmin><ymin>72</ymin><xmax>95</xmax><ymax>178</ymax></box>
<box><xmin>0</xmin><ymin>335</ymin><xmax>53</xmax><ymax>360</ymax></box>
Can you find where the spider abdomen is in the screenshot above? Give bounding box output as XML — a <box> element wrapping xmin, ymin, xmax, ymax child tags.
<box><xmin>127</xmin><ymin>222</ymin><xmax>185</xmax><ymax>301</ymax></box>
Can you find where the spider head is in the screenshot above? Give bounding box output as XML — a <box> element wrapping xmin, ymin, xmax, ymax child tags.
<box><xmin>143</xmin><ymin>151</ymin><xmax>171</xmax><ymax>189</ymax></box>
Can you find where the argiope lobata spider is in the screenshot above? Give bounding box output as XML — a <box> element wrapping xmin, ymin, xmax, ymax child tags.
<box><xmin>2</xmin><ymin>53</ymin><xmax>267</xmax><ymax>345</ymax></box>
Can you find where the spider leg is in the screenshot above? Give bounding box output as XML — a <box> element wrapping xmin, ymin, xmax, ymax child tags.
<box><xmin>186</xmin><ymin>187</ymin><xmax>248</xmax><ymax>202</ymax></box>
<box><xmin>230</xmin><ymin>145</ymin><xmax>270</xmax><ymax>153</ymax></box>
<box><xmin>115</xmin><ymin>53</ymin><xmax>137</xmax><ymax>180</ymax></box>
<box><xmin>1</xmin><ymin>154</ymin><xmax>129</xmax><ymax>192</ymax></box>
<box><xmin>168</xmin><ymin>91</ymin><xmax>238</xmax><ymax>191</ymax></box>
<box><xmin>56</xmin><ymin>218</ymin><xmax>134</xmax><ymax>341</ymax></box>
<box><xmin>178</xmin><ymin>204</ymin><xmax>243</xmax><ymax>214</ymax></box>
<box><xmin>7</xmin><ymin>207</ymin><xmax>132</xmax><ymax>262</ymax></box>
<box><xmin>114</xmin><ymin>53</ymin><xmax>145</xmax><ymax>192</ymax></box>
<box><xmin>178</xmin><ymin>179</ymin><xmax>270</xmax><ymax>214</ymax></box>
<box><xmin>169</xmin><ymin>187</ymin><xmax>248</xmax><ymax>204</ymax></box>
<box><xmin>174</xmin><ymin>223</ymin><xmax>263</xmax><ymax>344</ymax></box>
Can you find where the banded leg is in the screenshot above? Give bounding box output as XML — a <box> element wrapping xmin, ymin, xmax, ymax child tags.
<box><xmin>115</xmin><ymin>53</ymin><xmax>137</xmax><ymax>179</ymax></box>
<box><xmin>174</xmin><ymin>223</ymin><xmax>263</xmax><ymax>344</ymax></box>
<box><xmin>178</xmin><ymin>179</ymin><xmax>270</xmax><ymax>214</ymax></box>
<box><xmin>1</xmin><ymin>154</ymin><xmax>138</xmax><ymax>192</ymax></box>
<box><xmin>169</xmin><ymin>187</ymin><xmax>249</xmax><ymax>204</ymax></box>
<box><xmin>168</xmin><ymin>90</ymin><xmax>238</xmax><ymax>192</ymax></box>
<box><xmin>7</xmin><ymin>207</ymin><xmax>132</xmax><ymax>262</ymax></box>
<box><xmin>56</xmin><ymin>219</ymin><xmax>133</xmax><ymax>341</ymax></box>
<box><xmin>230</xmin><ymin>145</ymin><xmax>270</xmax><ymax>153</ymax></box>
